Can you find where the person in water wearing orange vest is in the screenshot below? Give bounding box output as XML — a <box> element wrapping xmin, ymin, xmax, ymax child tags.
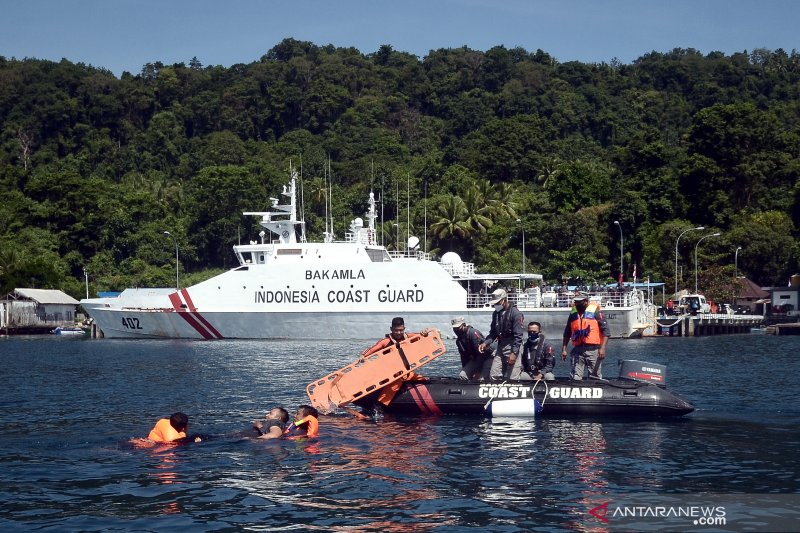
<box><xmin>253</xmin><ymin>407</ymin><xmax>290</xmax><ymax>439</ymax></box>
<box><xmin>285</xmin><ymin>405</ymin><xmax>319</xmax><ymax>438</ymax></box>
<box><xmin>561</xmin><ymin>293</ymin><xmax>610</xmax><ymax>380</ymax></box>
<box><xmin>147</xmin><ymin>412</ymin><xmax>201</xmax><ymax>443</ymax></box>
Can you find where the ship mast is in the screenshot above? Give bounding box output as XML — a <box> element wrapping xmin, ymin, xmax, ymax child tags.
<box><xmin>243</xmin><ymin>169</ymin><xmax>302</xmax><ymax>244</ymax></box>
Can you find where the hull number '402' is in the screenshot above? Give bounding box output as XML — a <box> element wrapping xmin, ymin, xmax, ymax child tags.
<box><xmin>121</xmin><ymin>317</ymin><xmax>143</xmax><ymax>329</ymax></box>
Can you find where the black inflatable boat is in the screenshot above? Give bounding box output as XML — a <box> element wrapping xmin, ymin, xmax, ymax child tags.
<box><xmin>354</xmin><ymin>360</ymin><xmax>694</xmax><ymax>418</ymax></box>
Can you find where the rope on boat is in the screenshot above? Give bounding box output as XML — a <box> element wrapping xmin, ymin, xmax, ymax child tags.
<box><xmin>483</xmin><ymin>380</ymin><xmax>507</xmax><ymax>410</ymax></box>
<box><xmin>532</xmin><ymin>378</ymin><xmax>548</xmax><ymax>411</ymax></box>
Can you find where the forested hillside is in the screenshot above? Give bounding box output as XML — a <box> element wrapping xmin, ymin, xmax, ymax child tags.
<box><xmin>1</xmin><ymin>39</ymin><xmax>799</xmax><ymax>302</ymax></box>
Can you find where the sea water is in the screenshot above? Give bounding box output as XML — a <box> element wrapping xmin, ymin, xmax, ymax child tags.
<box><xmin>1</xmin><ymin>334</ymin><xmax>799</xmax><ymax>531</ymax></box>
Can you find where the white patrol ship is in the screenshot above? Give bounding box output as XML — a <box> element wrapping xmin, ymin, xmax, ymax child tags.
<box><xmin>80</xmin><ymin>171</ymin><xmax>656</xmax><ymax>339</ymax></box>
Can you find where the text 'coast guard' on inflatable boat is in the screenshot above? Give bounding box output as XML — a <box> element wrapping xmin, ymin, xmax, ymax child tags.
<box><xmin>354</xmin><ymin>360</ymin><xmax>695</xmax><ymax>418</ymax></box>
<box><xmin>305</xmin><ymin>331</ymin><xmax>693</xmax><ymax>418</ymax></box>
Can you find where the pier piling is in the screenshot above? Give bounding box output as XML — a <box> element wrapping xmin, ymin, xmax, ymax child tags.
<box><xmin>656</xmin><ymin>314</ymin><xmax>763</xmax><ymax>337</ymax></box>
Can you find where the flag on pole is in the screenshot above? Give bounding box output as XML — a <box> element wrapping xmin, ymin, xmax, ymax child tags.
<box><xmin>633</xmin><ymin>263</ymin><xmax>637</xmax><ymax>283</ymax></box>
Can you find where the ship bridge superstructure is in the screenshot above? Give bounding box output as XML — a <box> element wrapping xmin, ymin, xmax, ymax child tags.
<box><xmin>235</xmin><ymin>172</ymin><xmax>390</xmax><ymax>267</ymax></box>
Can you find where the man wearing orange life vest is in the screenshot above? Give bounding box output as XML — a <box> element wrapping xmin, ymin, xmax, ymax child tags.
<box><xmin>359</xmin><ymin>316</ymin><xmax>428</xmax><ymax>406</ymax></box>
<box><xmin>147</xmin><ymin>412</ymin><xmax>200</xmax><ymax>443</ymax></box>
<box><xmin>285</xmin><ymin>405</ymin><xmax>319</xmax><ymax>438</ymax></box>
<box><xmin>561</xmin><ymin>293</ymin><xmax>610</xmax><ymax>380</ymax></box>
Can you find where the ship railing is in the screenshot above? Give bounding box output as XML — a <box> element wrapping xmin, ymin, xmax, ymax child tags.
<box><xmin>438</xmin><ymin>261</ymin><xmax>476</xmax><ymax>277</ymax></box>
<box><xmin>387</xmin><ymin>249</ymin><xmax>431</xmax><ymax>261</ymax></box>
<box><xmin>466</xmin><ymin>289</ymin><xmax>650</xmax><ymax>309</ymax></box>
<box><xmin>344</xmin><ymin>229</ymin><xmax>377</xmax><ymax>246</ymax></box>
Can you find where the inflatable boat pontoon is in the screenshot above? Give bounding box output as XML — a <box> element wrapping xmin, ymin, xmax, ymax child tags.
<box><xmin>354</xmin><ymin>360</ymin><xmax>694</xmax><ymax>418</ymax></box>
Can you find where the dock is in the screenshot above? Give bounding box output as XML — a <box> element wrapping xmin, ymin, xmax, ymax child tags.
<box><xmin>656</xmin><ymin>314</ymin><xmax>763</xmax><ymax>336</ymax></box>
<box><xmin>771</xmin><ymin>323</ymin><xmax>800</xmax><ymax>335</ymax></box>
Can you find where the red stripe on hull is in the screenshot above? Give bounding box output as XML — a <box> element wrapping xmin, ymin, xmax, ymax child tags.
<box><xmin>413</xmin><ymin>384</ymin><xmax>443</xmax><ymax>416</ymax></box>
<box><xmin>408</xmin><ymin>384</ymin><xmax>443</xmax><ymax>416</ymax></box>
<box><xmin>180</xmin><ymin>289</ymin><xmax>223</xmax><ymax>339</ymax></box>
<box><xmin>407</xmin><ymin>386</ymin><xmax>432</xmax><ymax>415</ymax></box>
<box><xmin>169</xmin><ymin>292</ymin><xmax>213</xmax><ymax>339</ymax></box>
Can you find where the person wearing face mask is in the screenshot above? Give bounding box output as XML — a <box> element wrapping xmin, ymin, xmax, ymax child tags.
<box><xmin>561</xmin><ymin>293</ymin><xmax>610</xmax><ymax>380</ymax></box>
<box><xmin>521</xmin><ymin>321</ymin><xmax>555</xmax><ymax>380</ymax></box>
<box><xmin>478</xmin><ymin>288</ymin><xmax>525</xmax><ymax>380</ymax></box>
<box><xmin>452</xmin><ymin>316</ymin><xmax>492</xmax><ymax>380</ymax></box>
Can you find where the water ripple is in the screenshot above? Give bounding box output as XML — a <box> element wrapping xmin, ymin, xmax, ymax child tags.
<box><xmin>1</xmin><ymin>335</ymin><xmax>799</xmax><ymax>530</ymax></box>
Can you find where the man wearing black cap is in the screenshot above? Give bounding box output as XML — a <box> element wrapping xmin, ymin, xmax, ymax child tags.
<box><xmin>479</xmin><ymin>288</ymin><xmax>525</xmax><ymax>380</ymax></box>
<box><xmin>561</xmin><ymin>293</ymin><xmax>610</xmax><ymax>379</ymax></box>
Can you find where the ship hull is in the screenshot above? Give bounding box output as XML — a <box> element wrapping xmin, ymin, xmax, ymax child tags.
<box><xmin>354</xmin><ymin>377</ymin><xmax>695</xmax><ymax>418</ymax></box>
<box><xmin>80</xmin><ymin>302</ymin><xmax>645</xmax><ymax>339</ymax></box>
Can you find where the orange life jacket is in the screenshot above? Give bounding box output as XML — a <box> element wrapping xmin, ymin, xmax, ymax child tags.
<box><xmin>569</xmin><ymin>303</ymin><xmax>604</xmax><ymax>346</ymax></box>
<box><xmin>360</xmin><ymin>333</ymin><xmax>421</xmax><ymax>406</ymax></box>
<box><xmin>362</xmin><ymin>333</ymin><xmax>428</xmax><ymax>406</ymax></box>
<box><xmin>361</xmin><ymin>332</ymin><xmax>417</xmax><ymax>357</ymax></box>
<box><xmin>286</xmin><ymin>415</ymin><xmax>319</xmax><ymax>438</ymax></box>
<box><xmin>147</xmin><ymin>418</ymin><xmax>186</xmax><ymax>443</ymax></box>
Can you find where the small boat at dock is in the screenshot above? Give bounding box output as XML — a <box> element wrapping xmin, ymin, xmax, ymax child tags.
<box><xmin>50</xmin><ymin>326</ymin><xmax>86</xmax><ymax>336</ymax></box>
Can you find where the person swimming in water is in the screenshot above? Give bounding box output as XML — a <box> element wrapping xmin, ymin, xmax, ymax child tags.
<box><xmin>253</xmin><ymin>407</ymin><xmax>290</xmax><ymax>439</ymax></box>
<box><xmin>147</xmin><ymin>412</ymin><xmax>201</xmax><ymax>443</ymax></box>
<box><xmin>285</xmin><ymin>405</ymin><xmax>319</xmax><ymax>438</ymax></box>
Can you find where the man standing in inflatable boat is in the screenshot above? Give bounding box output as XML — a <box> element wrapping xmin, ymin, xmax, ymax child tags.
<box><xmin>478</xmin><ymin>288</ymin><xmax>525</xmax><ymax>380</ymax></box>
<box><xmin>561</xmin><ymin>293</ymin><xmax>610</xmax><ymax>379</ymax></box>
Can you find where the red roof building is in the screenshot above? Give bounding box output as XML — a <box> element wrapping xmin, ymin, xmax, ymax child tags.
<box><xmin>733</xmin><ymin>277</ymin><xmax>769</xmax><ymax>314</ymax></box>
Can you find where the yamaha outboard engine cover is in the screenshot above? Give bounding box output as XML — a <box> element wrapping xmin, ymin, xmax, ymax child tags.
<box><xmin>618</xmin><ymin>360</ymin><xmax>667</xmax><ymax>387</ymax></box>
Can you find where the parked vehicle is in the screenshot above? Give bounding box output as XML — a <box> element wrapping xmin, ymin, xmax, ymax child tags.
<box><xmin>679</xmin><ymin>294</ymin><xmax>711</xmax><ymax>315</ymax></box>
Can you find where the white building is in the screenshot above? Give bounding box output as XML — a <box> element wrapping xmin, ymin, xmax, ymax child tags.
<box><xmin>768</xmin><ymin>285</ymin><xmax>800</xmax><ymax>316</ymax></box>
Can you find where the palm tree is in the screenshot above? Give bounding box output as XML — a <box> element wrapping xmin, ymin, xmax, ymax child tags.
<box><xmin>461</xmin><ymin>187</ymin><xmax>493</xmax><ymax>235</ymax></box>
<box><xmin>489</xmin><ymin>182</ymin><xmax>518</xmax><ymax>219</ymax></box>
<box><xmin>430</xmin><ymin>196</ymin><xmax>470</xmax><ymax>251</ymax></box>
<box><xmin>306</xmin><ymin>176</ymin><xmax>328</xmax><ymax>215</ymax></box>
<box><xmin>474</xmin><ymin>179</ymin><xmax>518</xmax><ymax>219</ymax></box>
<box><xmin>536</xmin><ymin>157</ymin><xmax>561</xmax><ymax>189</ymax></box>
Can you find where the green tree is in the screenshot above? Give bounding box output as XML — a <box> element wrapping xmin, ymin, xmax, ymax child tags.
<box><xmin>548</xmin><ymin>160</ymin><xmax>614</xmax><ymax>212</ymax></box>
<box><xmin>430</xmin><ymin>196</ymin><xmax>470</xmax><ymax>253</ymax></box>
<box><xmin>185</xmin><ymin>165</ymin><xmax>270</xmax><ymax>268</ymax></box>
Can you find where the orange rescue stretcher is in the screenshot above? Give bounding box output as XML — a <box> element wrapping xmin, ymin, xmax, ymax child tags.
<box><xmin>306</xmin><ymin>329</ymin><xmax>446</xmax><ymax>413</ymax></box>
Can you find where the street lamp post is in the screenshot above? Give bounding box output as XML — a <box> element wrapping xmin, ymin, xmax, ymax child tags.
<box><xmin>694</xmin><ymin>232</ymin><xmax>721</xmax><ymax>293</ymax></box>
<box><xmin>163</xmin><ymin>231</ymin><xmax>179</xmax><ymax>290</ymax></box>
<box><xmin>83</xmin><ymin>267</ymin><xmax>89</xmax><ymax>299</ymax></box>
<box><xmin>516</xmin><ymin>219</ymin><xmax>525</xmax><ymax>275</ymax></box>
<box><xmin>613</xmin><ymin>220</ymin><xmax>623</xmax><ymax>285</ymax></box>
<box><xmin>734</xmin><ymin>246</ymin><xmax>742</xmax><ymax>279</ymax></box>
<box><xmin>674</xmin><ymin>226</ymin><xmax>705</xmax><ymax>298</ymax></box>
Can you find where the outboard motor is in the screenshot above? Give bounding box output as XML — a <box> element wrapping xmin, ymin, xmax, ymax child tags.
<box><xmin>618</xmin><ymin>360</ymin><xmax>667</xmax><ymax>387</ymax></box>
